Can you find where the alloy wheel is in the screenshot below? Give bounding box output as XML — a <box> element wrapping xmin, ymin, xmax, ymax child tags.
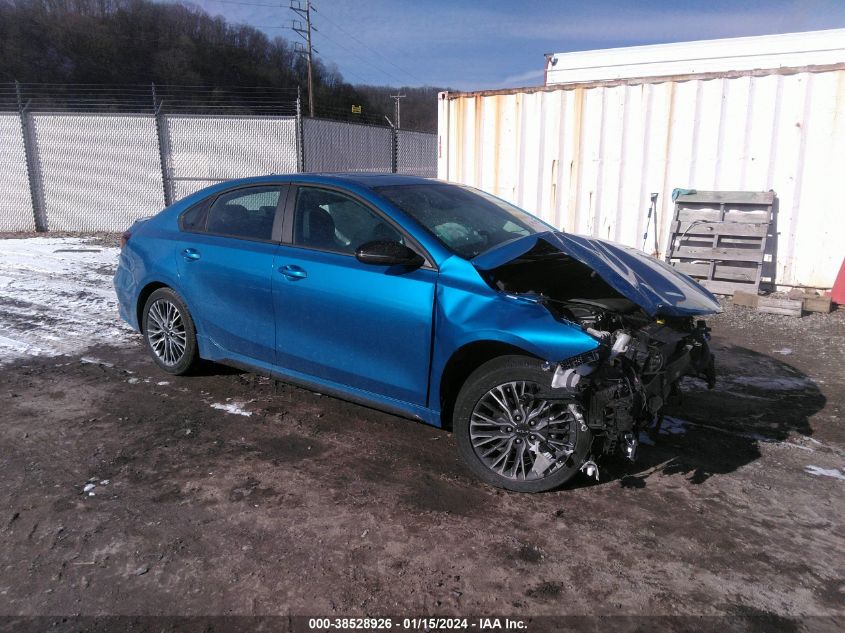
<box><xmin>469</xmin><ymin>381</ymin><xmax>578</xmax><ymax>481</ymax></box>
<box><xmin>146</xmin><ymin>298</ymin><xmax>187</xmax><ymax>366</ymax></box>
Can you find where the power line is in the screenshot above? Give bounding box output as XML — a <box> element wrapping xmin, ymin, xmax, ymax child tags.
<box><xmin>259</xmin><ymin>24</ymin><xmax>400</xmax><ymax>88</ymax></box>
<box><xmin>311</xmin><ymin>28</ymin><xmax>405</xmax><ymax>87</ymax></box>
<box><xmin>200</xmin><ymin>0</ymin><xmax>284</xmax><ymax>8</ymax></box>
<box><xmin>193</xmin><ymin>0</ymin><xmax>425</xmax><ymax>90</ymax></box>
<box><xmin>315</xmin><ymin>7</ymin><xmax>427</xmax><ymax>85</ymax></box>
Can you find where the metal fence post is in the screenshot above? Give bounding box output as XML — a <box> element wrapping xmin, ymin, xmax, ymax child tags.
<box><xmin>151</xmin><ymin>83</ymin><xmax>172</xmax><ymax>207</ymax></box>
<box><xmin>15</xmin><ymin>81</ymin><xmax>48</xmax><ymax>231</ymax></box>
<box><xmin>392</xmin><ymin>127</ymin><xmax>398</xmax><ymax>173</ymax></box>
<box><xmin>384</xmin><ymin>116</ymin><xmax>398</xmax><ymax>173</ymax></box>
<box><xmin>296</xmin><ymin>86</ymin><xmax>305</xmax><ymax>173</ymax></box>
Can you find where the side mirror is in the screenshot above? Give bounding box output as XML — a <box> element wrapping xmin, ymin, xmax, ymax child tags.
<box><xmin>355</xmin><ymin>240</ymin><xmax>425</xmax><ymax>268</ymax></box>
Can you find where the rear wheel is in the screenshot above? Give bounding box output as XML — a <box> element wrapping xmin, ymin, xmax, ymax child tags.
<box><xmin>141</xmin><ymin>288</ymin><xmax>199</xmax><ymax>375</ymax></box>
<box><xmin>453</xmin><ymin>355</ymin><xmax>591</xmax><ymax>493</ymax></box>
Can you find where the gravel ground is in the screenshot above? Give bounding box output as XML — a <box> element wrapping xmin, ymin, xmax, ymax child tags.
<box><xmin>0</xmin><ymin>236</ymin><xmax>842</xmax><ymax>632</ymax></box>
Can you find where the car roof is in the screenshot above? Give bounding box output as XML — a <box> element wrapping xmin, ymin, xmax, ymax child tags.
<box><xmin>215</xmin><ymin>173</ymin><xmax>437</xmax><ymax>190</ymax></box>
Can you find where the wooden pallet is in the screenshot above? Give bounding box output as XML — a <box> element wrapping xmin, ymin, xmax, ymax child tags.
<box><xmin>665</xmin><ymin>190</ymin><xmax>775</xmax><ymax>295</ymax></box>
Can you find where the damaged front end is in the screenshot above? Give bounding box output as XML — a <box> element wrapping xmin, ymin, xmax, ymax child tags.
<box><xmin>474</xmin><ymin>231</ymin><xmax>721</xmax><ymax>475</ymax></box>
<box><xmin>546</xmin><ymin>309</ymin><xmax>716</xmax><ymax>469</ymax></box>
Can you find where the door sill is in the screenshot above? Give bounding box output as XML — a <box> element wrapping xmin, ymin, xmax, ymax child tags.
<box><xmin>198</xmin><ymin>335</ymin><xmax>442</xmax><ymax>427</ymax></box>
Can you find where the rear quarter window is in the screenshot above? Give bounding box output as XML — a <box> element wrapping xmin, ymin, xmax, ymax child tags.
<box><xmin>180</xmin><ymin>199</ymin><xmax>210</xmax><ymax>232</ymax></box>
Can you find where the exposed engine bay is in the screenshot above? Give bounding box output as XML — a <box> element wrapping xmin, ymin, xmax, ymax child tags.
<box><xmin>481</xmin><ymin>243</ymin><xmax>717</xmax><ymax>472</ymax></box>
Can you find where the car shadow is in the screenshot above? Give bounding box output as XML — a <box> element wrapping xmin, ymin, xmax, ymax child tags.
<box><xmin>123</xmin><ymin>336</ymin><xmax>825</xmax><ymax>492</ymax></box>
<box><xmin>193</xmin><ymin>359</ymin><xmax>245</xmax><ymax>376</ymax></box>
<box><xmin>572</xmin><ymin>342</ymin><xmax>825</xmax><ymax>490</ymax></box>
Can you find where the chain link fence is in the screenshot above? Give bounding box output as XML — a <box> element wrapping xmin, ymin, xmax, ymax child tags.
<box><xmin>0</xmin><ymin>83</ymin><xmax>437</xmax><ymax>232</ymax></box>
<box><xmin>303</xmin><ymin>118</ymin><xmax>394</xmax><ymax>173</ymax></box>
<box><xmin>162</xmin><ymin>115</ymin><xmax>300</xmax><ymax>202</ymax></box>
<box><xmin>397</xmin><ymin>129</ymin><xmax>438</xmax><ymax>178</ymax></box>
<box><xmin>0</xmin><ymin>113</ymin><xmax>34</xmax><ymax>231</ymax></box>
<box><xmin>31</xmin><ymin>114</ymin><xmax>165</xmax><ymax>232</ymax></box>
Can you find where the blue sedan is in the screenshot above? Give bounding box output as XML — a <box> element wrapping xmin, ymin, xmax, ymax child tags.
<box><xmin>115</xmin><ymin>174</ymin><xmax>720</xmax><ymax>492</ymax></box>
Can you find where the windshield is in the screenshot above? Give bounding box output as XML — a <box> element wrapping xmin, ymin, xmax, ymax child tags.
<box><xmin>374</xmin><ymin>183</ymin><xmax>552</xmax><ymax>259</ymax></box>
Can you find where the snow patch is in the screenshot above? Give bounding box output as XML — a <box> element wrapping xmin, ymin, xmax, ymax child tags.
<box><xmin>0</xmin><ymin>237</ymin><xmax>136</xmax><ymax>365</ymax></box>
<box><xmin>210</xmin><ymin>402</ymin><xmax>252</xmax><ymax>417</ymax></box>
<box><xmin>804</xmin><ymin>465</ymin><xmax>845</xmax><ymax>481</ymax></box>
<box><xmin>80</xmin><ymin>356</ymin><xmax>115</xmax><ymax>368</ymax></box>
<box><xmin>0</xmin><ymin>333</ymin><xmax>34</xmax><ymax>352</ymax></box>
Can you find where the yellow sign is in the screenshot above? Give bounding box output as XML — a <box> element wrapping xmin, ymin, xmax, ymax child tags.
<box><xmin>351</xmin><ymin>104</ymin><xmax>362</xmax><ymax>114</ymax></box>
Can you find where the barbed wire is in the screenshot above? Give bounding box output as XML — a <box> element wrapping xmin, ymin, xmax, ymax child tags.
<box><xmin>0</xmin><ymin>82</ymin><xmax>299</xmax><ymax>115</ymax></box>
<box><xmin>0</xmin><ymin>82</ymin><xmax>433</xmax><ymax>131</ymax></box>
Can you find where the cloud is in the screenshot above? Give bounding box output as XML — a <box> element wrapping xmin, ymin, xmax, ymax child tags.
<box><xmin>346</xmin><ymin>5</ymin><xmax>819</xmax><ymax>50</ymax></box>
<box><xmin>500</xmin><ymin>68</ymin><xmax>546</xmax><ymax>87</ymax></box>
<box><xmin>514</xmin><ymin>9</ymin><xmax>806</xmax><ymax>46</ymax></box>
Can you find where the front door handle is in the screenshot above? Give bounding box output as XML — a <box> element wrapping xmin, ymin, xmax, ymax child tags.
<box><xmin>181</xmin><ymin>248</ymin><xmax>201</xmax><ymax>261</ymax></box>
<box><xmin>279</xmin><ymin>264</ymin><xmax>307</xmax><ymax>280</ymax></box>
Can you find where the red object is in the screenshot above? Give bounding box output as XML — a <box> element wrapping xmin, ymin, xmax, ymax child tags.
<box><xmin>830</xmin><ymin>257</ymin><xmax>845</xmax><ymax>305</ymax></box>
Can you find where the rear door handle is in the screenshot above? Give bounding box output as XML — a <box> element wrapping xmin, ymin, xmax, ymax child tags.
<box><xmin>279</xmin><ymin>264</ymin><xmax>307</xmax><ymax>280</ymax></box>
<box><xmin>181</xmin><ymin>248</ymin><xmax>201</xmax><ymax>261</ymax></box>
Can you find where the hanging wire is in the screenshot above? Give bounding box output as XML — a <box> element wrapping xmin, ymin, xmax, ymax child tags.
<box><xmin>315</xmin><ymin>7</ymin><xmax>428</xmax><ymax>86</ymax></box>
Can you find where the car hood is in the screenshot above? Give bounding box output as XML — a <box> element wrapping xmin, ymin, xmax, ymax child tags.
<box><xmin>471</xmin><ymin>231</ymin><xmax>722</xmax><ymax>317</ymax></box>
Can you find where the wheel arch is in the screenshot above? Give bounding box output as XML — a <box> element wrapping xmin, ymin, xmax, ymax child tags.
<box><xmin>136</xmin><ymin>281</ymin><xmax>171</xmax><ymax>333</ymax></box>
<box><xmin>438</xmin><ymin>340</ymin><xmax>540</xmax><ymax>430</ymax></box>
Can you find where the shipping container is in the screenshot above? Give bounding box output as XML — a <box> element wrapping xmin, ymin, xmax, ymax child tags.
<box><xmin>438</xmin><ymin>32</ymin><xmax>845</xmax><ymax>288</ymax></box>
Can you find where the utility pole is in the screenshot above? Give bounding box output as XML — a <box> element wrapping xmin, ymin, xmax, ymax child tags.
<box><xmin>291</xmin><ymin>1</ymin><xmax>316</xmax><ymax>117</ymax></box>
<box><xmin>390</xmin><ymin>92</ymin><xmax>405</xmax><ymax>129</ymax></box>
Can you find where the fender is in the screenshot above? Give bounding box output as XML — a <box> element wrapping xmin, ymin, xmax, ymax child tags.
<box><xmin>428</xmin><ymin>266</ymin><xmax>599</xmax><ymax>413</ymax></box>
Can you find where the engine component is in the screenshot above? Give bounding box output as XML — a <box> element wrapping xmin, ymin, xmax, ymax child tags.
<box><xmin>610</xmin><ymin>332</ymin><xmax>632</xmax><ymax>358</ymax></box>
<box><xmin>568</xmin><ymin>403</ymin><xmax>588</xmax><ymax>432</ymax></box>
<box><xmin>548</xmin><ymin>301</ymin><xmax>716</xmax><ymax>469</ymax></box>
<box><xmin>551</xmin><ymin>367</ymin><xmax>581</xmax><ymax>389</ymax></box>
<box><xmin>580</xmin><ymin>459</ymin><xmax>600</xmax><ymax>480</ymax></box>
<box><xmin>623</xmin><ymin>432</ymin><xmax>638</xmax><ymax>461</ymax></box>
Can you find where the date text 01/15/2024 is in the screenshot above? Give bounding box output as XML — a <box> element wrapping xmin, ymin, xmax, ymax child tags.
<box><xmin>307</xmin><ymin>617</ymin><xmax>528</xmax><ymax>630</ymax></box>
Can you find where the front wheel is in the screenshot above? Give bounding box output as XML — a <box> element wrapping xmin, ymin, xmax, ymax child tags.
<box><xmin>141</xmin><ymin>288</ymin><xmax>200</xmax><ymax>375</ymax></box>
<box><xmin>453</xmin><ymin>355</ymin><xmax>592</xmax><ymax>493</ymax></box>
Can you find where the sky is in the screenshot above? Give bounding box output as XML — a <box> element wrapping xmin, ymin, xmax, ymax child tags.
<box><xmin>179</xmin><ymin>0</ymin><xmax>845</xmax><ymax>90</ymax></box>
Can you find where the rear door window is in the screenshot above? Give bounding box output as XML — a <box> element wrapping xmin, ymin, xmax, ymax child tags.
<box><xmin>204</xmin><ymin>186</ymin><xmax>283</xmax><ymax>241</ymax></box>
<box><xmin>292</xmin><ymin>187</ymin><xmax>404</xmax><ymax>254</ymax></box>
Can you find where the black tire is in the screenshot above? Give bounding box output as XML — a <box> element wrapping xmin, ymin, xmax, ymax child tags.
<box><xmin>141</xmin><ymin>287</ymin><xmax>200</xmax><ymax>375</ymax></box>
<box><xmin>453</xmin><ymin>355</ymin><xmax>592</xmax><ymax>493</ymax></box>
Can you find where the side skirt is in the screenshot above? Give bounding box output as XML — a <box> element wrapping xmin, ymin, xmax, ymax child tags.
<box><xmin>197</xmin><ymin>335</ymin><xmax>443</xmax><ymax>428</ymax></box>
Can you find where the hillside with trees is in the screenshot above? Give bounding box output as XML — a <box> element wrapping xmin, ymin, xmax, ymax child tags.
<box><xmin>0</xmin><ymin>0</ymin><xmax>442</xmax><ymax>131</ymax></box>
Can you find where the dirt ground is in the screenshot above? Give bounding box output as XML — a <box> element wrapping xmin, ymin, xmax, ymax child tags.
<box><xmin>0</xmin><ymin>236</ymin><xmax>843</xmax><ymax>632</ymax></box>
